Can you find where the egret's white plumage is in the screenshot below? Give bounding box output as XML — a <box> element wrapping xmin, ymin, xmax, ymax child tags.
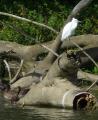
<box><xmin>61</xmin><ymin>18</ymin><xmax>79</xmax><ymax>41</ymax></box>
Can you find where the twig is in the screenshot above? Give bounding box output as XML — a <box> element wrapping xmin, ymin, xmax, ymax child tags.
<box><xmin>10</xmin><ymin>59</ymin><xmax>24</xmax><ymax>84</ymax></box>
<box><xmin>86</xmin><ymin>79</ymin><xmax>97</xmax><ymax>92</ymax></box>
<box><xmin>41</xmin><ymin>44</ymin><xmax>59</xmax><ymax>57</ymax></box>
<box><xmin>3</xmin><ymin>59</ymin><xmax>12</xmax><ymax>81</ymax></box>
<box><xmin>0</xmin><ymin>12</ymin><xmax>58</xmax><ymax>34</ymax></box>
<box><xmin>71</xmin><ymin>41</ymin><xmax>98</xmax><ymax>91</ymax></box>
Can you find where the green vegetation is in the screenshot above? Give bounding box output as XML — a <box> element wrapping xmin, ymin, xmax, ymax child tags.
<box><xmin>83</xmin><ymin>65</ymin><xmax>98</xmax><ymax>75</ymax></box>
<box><xmin>0</xmin><ymin>0</ymin><xmax>98</xmax><ymax>45</ymax></box>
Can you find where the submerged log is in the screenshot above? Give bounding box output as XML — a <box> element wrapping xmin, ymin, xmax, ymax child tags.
<box><xmin>17</xmin><ymin>82</ymin><xmax>96</xmax><ymax>110</ymax></box>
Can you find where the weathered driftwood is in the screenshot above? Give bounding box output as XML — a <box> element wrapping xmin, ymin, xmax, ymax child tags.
<box><xmin>17</xmin><ymin>80</ymin><xmax>96</xmax><ymax>110</ymax></box>
<box><xmin>62</xmin><ymin>34</ymin><xmax>98</xmax><ymax>49</ymax></box>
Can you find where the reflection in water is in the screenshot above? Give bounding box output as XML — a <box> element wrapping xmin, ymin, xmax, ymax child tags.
<box><xmin>0</xmin><ymin>94</ymin><xmax>98</xmax><ymax>120</ymax></box>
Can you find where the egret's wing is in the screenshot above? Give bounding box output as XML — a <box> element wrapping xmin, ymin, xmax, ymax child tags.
<box><xmin>71</xmin><ymin>22</ymin><xmax>78</xmax><ymax>31</ymax></box>
<box><xmin>61</xmin><ymin>21</ymin><xmax>72</xmax><ymax>41</ymax></box>
<box><xmin>70</xmin><ymin>22</ymin><xmax>78</xmax><ymax>37</ymax></box>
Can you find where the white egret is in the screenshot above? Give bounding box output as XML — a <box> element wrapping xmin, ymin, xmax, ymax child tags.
<box><xmin>61</xmin><ymin>18</ymin><xmax>79</xmax><ymax>41</ymax></box>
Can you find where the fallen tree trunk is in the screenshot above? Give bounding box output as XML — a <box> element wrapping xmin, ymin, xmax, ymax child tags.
<box><xmin>0</xmin><ymin>34</ymin><xmax>98</xmax><ymax>63</ymax></box>
<box><xmin>18</xmin><ymin>83</ymin><xmax>96</xmax><ymax>110</ymax></box>
<box><xmin>62</xmin><ymin>34</ymin><xmax>98</xmax><ymax>49</ymax></box>
<box><xmin>0</xmin><ymin>40</ymin><xmax>51</xmax><ymax>61</ymax></box>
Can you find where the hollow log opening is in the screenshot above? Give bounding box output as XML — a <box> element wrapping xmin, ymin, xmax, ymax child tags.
<box><xmin>73</xmin><ymin>92</ymin><xmax>96</xmax><ymax>110</ymax></box>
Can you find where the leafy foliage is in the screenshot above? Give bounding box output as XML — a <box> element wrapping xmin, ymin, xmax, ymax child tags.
<box><xmin>0</xmin><ymin>0</ymin><xmax>98</xmax><ymax>45</ymax></box>
<box><xmin>82</xmin><ymin>65</ymin><xmax>98</xmax><ymax>75</ymax></box>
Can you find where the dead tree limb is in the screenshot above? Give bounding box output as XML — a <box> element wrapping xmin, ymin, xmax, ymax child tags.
<box><xmin>78</xmin><ymin>70</ymin><xmax>98</xmax><ymax>91</ymax></box>
<box><xmin>0</xmin><ymin>12</ymin><xmax>58</xmax><ymax>34</ymax></box>
<box><xmin>40</xmin><ymin>44</ymin><xmax>59</xmax><ymax>57</ymax></box>
<box><xmin>62</xmin><ymin>34</ymin><xmax>98</xmax><ymax>49</ymax></box>
<box><xmin>78</xmin><ymin>70</ymin><xmax>98</xmax><ymax>83</ymax></box>
<box><xmin>10</xmin><ymin>59</ymin><xmax>24</xmax><ymax>84</ymax></box>
<box><xmin>3</xmin><ymin>59</ymin><xmax>12</xmax><ymax>81</ymax></box>
<box><xmin>87</xmin><ymin>80</ymin><xmax>98</xmax><ymax>91</ymax></box>
<box><xmin>67</xmin><ymin>0</ymin><xmax>93</xmax><ymax>21</ymax></box>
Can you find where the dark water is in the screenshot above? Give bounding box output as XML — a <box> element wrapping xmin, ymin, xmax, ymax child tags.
<box><xmin>0</xmin><ymin>95</ymin><xmax>98</xmax><ymax>120</ymax></box>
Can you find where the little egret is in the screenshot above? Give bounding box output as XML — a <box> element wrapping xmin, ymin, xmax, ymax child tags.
<box><xmin>61</xmin><ymin>18</ymin><xmax>79</xmax><ymax>41</ymax></box>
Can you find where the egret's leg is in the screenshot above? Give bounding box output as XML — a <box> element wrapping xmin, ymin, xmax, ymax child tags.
<box><xmin>66</xmin><ymin>37</ymin><xmax>70</xmax><ymax>52</ymax></box>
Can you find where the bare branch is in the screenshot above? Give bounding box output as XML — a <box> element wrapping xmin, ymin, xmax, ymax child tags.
<box><xmin>0</xmin><ymin>12</ymin><xmax>58</xmax><ymax>34</ymax></box>
<box><xmin>3</xmin><ymin>59</ymin><xmax>12</xmax><ymax>81</ymax></box>
<box><xmin>67</xmin><ymin>0</ymin><xmax>93</xmax><ymax>21</ymax></box>
<box><xmin>10</xmin><ymin>59</ymin><xmax>24</xmax><ymax>84</ymax></box>
<box><xmin>41</xmin><ymin>44</ymin><xmax>59</xmax><ymax>57</ymax></box>
<box><xmin>87</xmin><ymin>79</ymin><xmax>98</xmax><ymax>91</ymax></box>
